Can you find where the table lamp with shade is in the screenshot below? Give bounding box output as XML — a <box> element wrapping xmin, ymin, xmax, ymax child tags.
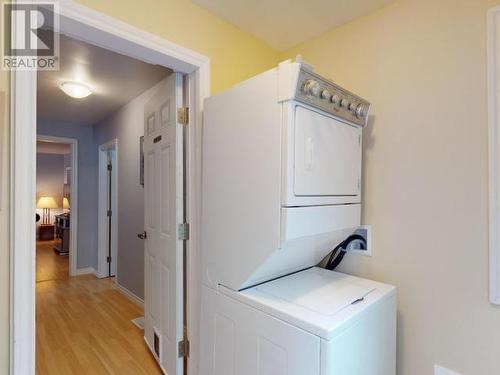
<box><xmin>36</xmin><ymin>196</ymin><xmax>58</xmax><ymax>224</ymax></box>
<box><xmin>63</xmin><ymin>197</ymin><xmax>70</xmax><ymax>211</ymax></box>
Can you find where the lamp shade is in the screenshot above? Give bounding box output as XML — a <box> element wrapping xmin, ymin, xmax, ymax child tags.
<box><xmin>63</xmin><ymin>197</ymin><xmax>70</xmax><ymax>209</ymax></box>
<box><xmin>36</xmin><ymin>196</ymin><xmax>58</xmax><ymax>209</ymax></box>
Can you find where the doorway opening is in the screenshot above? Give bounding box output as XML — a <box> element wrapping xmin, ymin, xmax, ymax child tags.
<box><xmin>35</xmin><ymin>136</ymin><xmax>77</xmax><ymax>281</ymax></box>
<box><xmin>35</xmin><ymin>30</ymin><xmax>174</xmax><ymax>374</ymax></box>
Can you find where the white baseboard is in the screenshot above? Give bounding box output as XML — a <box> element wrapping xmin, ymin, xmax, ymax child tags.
<box><xmin>76</xmin><ymin>267</ymin><xmax>96</xmax><ymax>276</ymax></box>
<box><xmin>114</xmin><ymin>280</ymin><xmax>144</xmax><ymax>308</ymax></box>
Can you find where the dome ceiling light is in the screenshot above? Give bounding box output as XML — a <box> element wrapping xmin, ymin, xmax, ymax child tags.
<box><xmin>59</xmin><ymin>81</ymin><xmax>93</xmax><ymax>99</ymax></box>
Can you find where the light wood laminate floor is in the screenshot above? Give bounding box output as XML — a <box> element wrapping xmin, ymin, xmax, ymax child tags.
<box><xmin>36</xmin><ymin>242</ymin><xmax>161</xmax><ymax>374</ymax></box>
<box><xmin>36</xmin><ymin>240</ymin><xmax>69</xmax><ymax>282</ymax></box>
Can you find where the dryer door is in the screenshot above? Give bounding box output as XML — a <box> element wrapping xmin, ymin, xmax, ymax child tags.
<box><xmin>293</xmin><ymin>105</ymin><xmax>361</xmax><ymax>198</ymax></box>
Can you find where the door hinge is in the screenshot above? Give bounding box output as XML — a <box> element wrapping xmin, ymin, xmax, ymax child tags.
<box><xmin>107</xmin><ymin>163</ymin><xmax>112</xmax><ymax>171</ymax></box>
<box><xmin>178</xmin><ymin>223</ymin><xmax>190</xmax><ymax>240</ymax></box>
<box><xmin>106</xmin><ymin>256</ymin><xmax>111</xmax><ymax>263</ymax></box>
<box><xmin>177</xmin><ymin>107</ymin><xmax>189</xmax><ymax>125</ymax></box>
<box><xmin>178</xmin><ymin>339</ymin><xmax>190</xmax><ymax>358</ymax></box>
<box><xmin>107</xmin><ymin>209</ymin><xmax>112</xmax><ymax>217</ymax></box>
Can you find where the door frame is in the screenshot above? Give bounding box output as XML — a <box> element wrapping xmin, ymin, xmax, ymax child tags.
<box><xmin>97</xmin><ymin>139</ymin><xmax>118</xmax><ymax>279</ymax></box>
<box><xmin>10</xmin><ymin>2</ymin><xmax>209</xmax><ymax>374</ymax></box>
<box><xmin>36</xmin><ymin>135</ymin><xmax>78</xmax><ymax>277</ymax></box>
<box><xmin>488</xmin><ymin>4</ymin><xmax>500</xmax><ymax>305</ymax></box>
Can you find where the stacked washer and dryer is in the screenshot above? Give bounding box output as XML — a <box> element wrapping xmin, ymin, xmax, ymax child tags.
<box><xmin>200</xmin><ymin>60</ymin><xmax>396</xmax><ymax>375</ymax></box>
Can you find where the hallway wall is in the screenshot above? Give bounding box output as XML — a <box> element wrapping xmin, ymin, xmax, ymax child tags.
<box><xmin>36</xmin><ymin>153</ymin><xmax>65</xmax><ymax>207</ymax></box>
<box><xmin>93</xmin><ymin>78</ymin><xmax>167</xmax><ymax>299</ymax></box>
<box><xmin>36</xmin><ymin>153</ymin><xmax>66</xmax><ymax>236</ymax></box>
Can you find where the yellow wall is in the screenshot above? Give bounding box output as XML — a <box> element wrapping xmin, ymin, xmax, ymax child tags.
<box><xmin>283</xmin><ymin>0</ymin><xmax>500</xmax><ymax>374</ymax></box>
<box><xmin>75</xmin><ymin>0</ymin><xmax>279</xmax><ymax>94</ymax></box>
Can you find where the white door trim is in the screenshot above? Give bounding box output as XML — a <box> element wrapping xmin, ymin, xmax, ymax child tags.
<box><xmin>36</xmin><ymin>135</ymin><xmax>78</xmax><ymax>277</ymax></box>
<box><xmin>97</xmin><ymin>139</ymin><xmax>118</xmax><ymax>279</ymax></box>
<box><xmin>488</xmin><ymin>5</ymin><xmax>500</xmax><ymax>305</ymax></box>
<box><xmin>10</xmin><ymin>1</ymin><xmax>210</xmax><ymax>374</ymax></box>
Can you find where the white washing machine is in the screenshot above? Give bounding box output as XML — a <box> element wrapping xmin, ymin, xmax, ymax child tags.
<box><xmin>201</xmin><ymin>268</ymin><xmax>396</xmax><ymax>375</ymax></box>
<box><xmin>200</xmin><ymin>59</ymin><xmax>396</xmax><ymax>374</ymax></box>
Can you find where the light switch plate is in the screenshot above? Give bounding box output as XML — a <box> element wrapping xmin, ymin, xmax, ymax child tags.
<box><xmin>435</xmin><ymin>365</ymin><xmax>461</xmax><ymax>375</ymax></box>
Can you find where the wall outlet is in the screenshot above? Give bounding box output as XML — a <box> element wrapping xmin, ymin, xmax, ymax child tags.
<box><xmin>348</xmin><ymin>225</ymin><xmax>372</xmax><ymax>257</ymax></box>
<box><xmin>435</xmin><ymin>365</ymin><xmax>461</xmax><ymax>375</ymax></box>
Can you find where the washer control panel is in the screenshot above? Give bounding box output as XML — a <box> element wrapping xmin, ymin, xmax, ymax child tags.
<box><xmin>295</xmin><ymin>68</ymin><xmax>370</xmax><ymax>127</ymax></box>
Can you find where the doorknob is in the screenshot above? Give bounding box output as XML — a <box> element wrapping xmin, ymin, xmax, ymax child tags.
<box><xmin>137</xmin><ymin>231</ymin><xmax>147</xmax><ymax>240</ymax></box>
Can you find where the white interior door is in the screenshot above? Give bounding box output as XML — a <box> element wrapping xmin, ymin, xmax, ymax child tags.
<box><xmin>143</xmin><ymin>73</ymin><xmax>184</xmax><ymax>374</ymax></box>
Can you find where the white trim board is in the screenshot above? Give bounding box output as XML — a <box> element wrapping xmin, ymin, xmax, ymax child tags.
<box><xmin>97</xmin><ymin>139</ymin><xmax>119</xmax><ymax>279</ymax></box>
<box><xmin>10</xmin><ymin>1</ymin><xmax>210</xmax><ymax>374</ymax></box>
<box><xmin>36</xmin><ymin>135</ymin><xmax>78</xmax><ymax>277</ymax></box>
<box><xmin>114</xmin><ymin>280</ymin><xmax>144</xmax><ymax>308</ymax></box>
<box><xmin>75</xmin><ymin>267</ymin><xmax>96</xmax><ymax>276</ymax></box>
<box><xmin>488</xmin><ymin>5</ymin><xmax>500</xmax><ymax>305</ymax></box>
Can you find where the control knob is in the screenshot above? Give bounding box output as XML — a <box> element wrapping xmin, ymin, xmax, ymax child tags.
<box><xmin>340</xmin><ymin>98</ymin><xmax>350</xmax><ymax>108</ymax></box>
<box><xmin>355</xmin><ymin>104</ymin><xmax>368</xmax><ymax>119</ymax></box>
<box><xmin>331</xmin><ymin>95</ymin><xmax>340</xmax><ymax>105</ymax></box>
<box><xmin>321</xmin><ymin>89</ymin><xmax>331</xmax><ymax>100</ymax></box>
<box><xmin>303</xmin><ymin>80</ymin><xmax>321</xmax><ymax>97</ymax></box>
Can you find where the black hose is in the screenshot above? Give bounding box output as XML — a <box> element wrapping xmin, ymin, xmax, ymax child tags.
<box><xmin>325</xmin><ymin>234</ymin><xmax>367</xmax><ymax>271</ymax></box>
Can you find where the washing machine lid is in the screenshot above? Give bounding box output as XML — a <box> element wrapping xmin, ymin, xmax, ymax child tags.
<box><xmin>221</xmin><ymin>267</ymin><xmax>396</xmax><ymax>340</ymax></box>
<box><xmin>256</xmin><ymin>267</ymin><xmax>375</xmax><ymax>315</ymax></box>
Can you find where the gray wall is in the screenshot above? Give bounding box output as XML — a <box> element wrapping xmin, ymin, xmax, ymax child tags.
<box><xmin>37</xmin><ymin>120</ymin><xmax>98</xmax><ymax>270</ymax></box>
<box><xmin>36</xmin><ymin>153</ymin><xmax>65</xmax><ymax>236</ymax></box>
<box><xmin>93</xmin><ymin>79</ymin><xmax>165</xmax><ymax>299</ymax></box>
<box><xmin>36</xmin><ymin>153</ymin><xmax>64</xmax><ymax>206</ymax></box>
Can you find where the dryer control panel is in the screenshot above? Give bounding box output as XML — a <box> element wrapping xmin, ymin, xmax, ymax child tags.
<box><xmin>295</xmin><ymin>68</ymin><xmax>371</xmax><ymax>127</ymax></box>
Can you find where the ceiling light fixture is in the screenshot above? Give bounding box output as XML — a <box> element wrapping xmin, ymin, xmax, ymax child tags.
<box><xmin>59</xmin><ymin>81</ymin><xmax>93</xmax><ymax>99</ymax></box>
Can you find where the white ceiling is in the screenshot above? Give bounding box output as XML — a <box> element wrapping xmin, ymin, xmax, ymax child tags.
<box><xmin>37</xmin><ymin>141</ymin><xmax>71</xmax><ymax>155</ymax></box>
<box><xmin>38</xmin><ymin>32</ymin><xmax>171</xmax><ymax>126</ymax></box>
<box><xmin>192</xmin><ymin>0</ymin><xmax>394</xmax><ymax>51</ymax></box>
